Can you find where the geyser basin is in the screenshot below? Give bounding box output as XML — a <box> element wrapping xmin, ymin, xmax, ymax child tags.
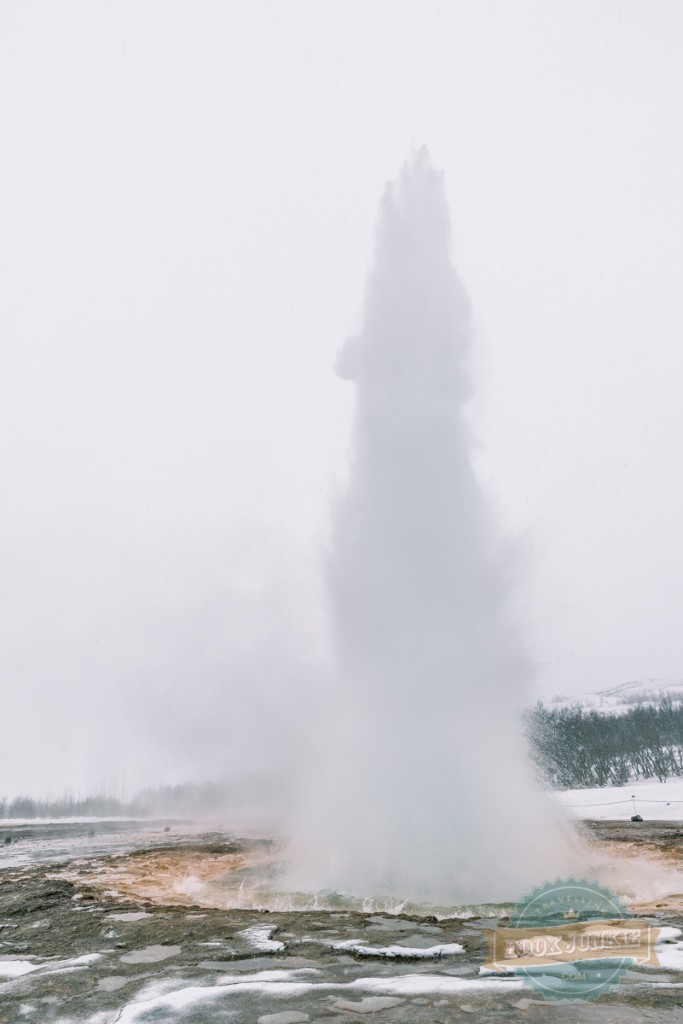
<box><xmin>50</xmin><ymin>821</ymin><xmax>683</xmax><ymax>918</ymax></box>
<box><xmin>9</xmin><ymin>822</ymin><xmax>683</xmax><ymax>1024</ymax></box>
<box><xmin>285</xmin><ymin>150</ymin><xmax>579</xmax><ymax>904</ymax></box>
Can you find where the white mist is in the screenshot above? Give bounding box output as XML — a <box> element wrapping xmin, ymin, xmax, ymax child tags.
<box><xmin>287</xmin><ymin>150</ymin><xmax>577</xmax><ymax>905</ymax></box>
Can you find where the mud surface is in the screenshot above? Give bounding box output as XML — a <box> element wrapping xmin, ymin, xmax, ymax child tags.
<box><xmin>2</xmin><ymin>820</ymin><xmax>683</xmax><ymax>1022</ymax></box>
<box><xmin>582</xmin><ymin>820</ymin><xmax>683</xmax><ymax>855</ymax></box>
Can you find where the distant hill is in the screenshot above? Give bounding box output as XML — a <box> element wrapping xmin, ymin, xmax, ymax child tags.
<box><xmin>542</xmin><ymin>678</ymin><xmax>683</xmax><ymax>715</ymax></box>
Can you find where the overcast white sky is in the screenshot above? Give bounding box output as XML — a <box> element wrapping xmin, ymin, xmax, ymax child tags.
<box><xmin>2</xmin><ymin>2</ymin><xmax>683</xmax><ymax>799</ymax></box>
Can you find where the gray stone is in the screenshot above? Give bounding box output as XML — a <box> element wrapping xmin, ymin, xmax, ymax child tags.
<box><xmin>107</xmin><ymin>912</ymin><xmax>152</xmax><ymax>922</ymax></box>
<box><xmin>97</xmin><ymin>976</ymin><xmax>129</xmax><ymax>992</ymax></box>
<box><xmin>332</xmin><ymin>996</ymin><xmax>404</xmax><ymax>1014</ymax></box>
<box><xmin>367</xmin><ymin>917</ymin><xmax>420</xmax><ymax>932</ymax></box>
<box><xmin>256</xmin><ymin>1013</ymin><xmax>310</xmax><ymax>1024</ymax></box>
<box><xmin>198</xmin><ymin>955</ymin><xmax>291</xmax><ymax>972</ymax></box>
<box><xmin>119</xmin><ymin>944</ymin><xmax>181</xmax><ymax>964</ymax></box>
<box><xmin>395</xmin><ymin>933</ymin><xmax>443</xmax><ymax>948</ymax></box>
<box><xmin>623</xmin><ymin>970</ymin><xmax>676</xmax><ymax>983</ymax></box>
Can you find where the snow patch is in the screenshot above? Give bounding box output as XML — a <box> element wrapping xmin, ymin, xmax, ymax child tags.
<box><xmin>78</xmin><ymin>969</ymin><xmax>524</xmax><ymax>1023</ymax></box>
<box><xmin>332</xmin><ymin>938</ymin><xmax>464</xmax><ymax>958</ymax></box>
<box><xmin>0</xmin><ymin>960</ymin><xmax>40</xmax><ymax>978</ymax></box>
<box><xmin>257</xmin><ymin>1012</ymin><xmax>310</xmax><ymax>1024</ymax></box>
<box><xmin>218</xmin><ymin>969</ymin><xmax>318</xmax><ymax>985</ymax></box>
<box><xmin>238</xmin><ymin>925</ymin><xmax>285</xmax><ymax>952</ymax></box>
<box><xmin>655</xmin><ymin>928</ymin><xmax>683</xmax><ymax>970</ymax></box>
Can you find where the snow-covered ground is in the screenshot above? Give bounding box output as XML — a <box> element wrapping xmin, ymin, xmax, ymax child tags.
<box><xmin>0</xmin><ymin>818</ymin><xmax>203</xmax><ymax>870</ymax></box>
<box><xmin>555</xmin><ymin>776</ymin><xmax>683</xmax><ymax>820</ymax></box>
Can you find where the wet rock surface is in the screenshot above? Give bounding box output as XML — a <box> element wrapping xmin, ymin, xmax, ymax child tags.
<box><xmin>581</xmin><ymin>819</ymin><xmax>683</xmax><ymax>853</ymax></box>
<box><xmin>1</xmin><ymin>822</ymin><xmax>683</xmax><ymax>1022</ymax></box>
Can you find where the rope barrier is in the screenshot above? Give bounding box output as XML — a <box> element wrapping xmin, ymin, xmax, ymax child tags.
<box><xmin>564</xmin><ymin>797</ymin><xmax>683</xmax><ymax>808</ymax></box>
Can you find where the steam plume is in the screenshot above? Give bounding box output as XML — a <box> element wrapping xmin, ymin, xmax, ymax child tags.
<box><xmin>287</xmin><ymin>149</ymin><xmax>575</xmax><ymax>904</ymax></box>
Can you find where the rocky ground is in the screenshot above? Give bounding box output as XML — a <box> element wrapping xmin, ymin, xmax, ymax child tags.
<box><xmin>1</xmin><ymin>820</ymin><xmax>683</xmax><ymax>1022</ymax></box>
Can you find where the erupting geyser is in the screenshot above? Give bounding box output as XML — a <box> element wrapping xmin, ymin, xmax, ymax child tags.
<box><xmin>287</xmin><ymin>149</ymin><xmax>576</xmax><ymax>905</ymax></box>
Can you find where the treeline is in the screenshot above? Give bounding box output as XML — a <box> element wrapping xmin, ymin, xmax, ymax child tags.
<box><xmin>0</xmin><ymin>781</ymin><xmax>232</xmax><ymax>820</ymax></box>
<box><xmin>527</xmin><ymin>697</ymin><xmax>683</xmax><ymax>789</ymax></box>
<box><xmin>0</xmin><ymin>793</ymin><xmax>131</xmax><ymax>819</ymax></box>
<box><xmin>8</xmin><ymin>702</ymin><xmax>682</xmax><ymax>812</ymax></box>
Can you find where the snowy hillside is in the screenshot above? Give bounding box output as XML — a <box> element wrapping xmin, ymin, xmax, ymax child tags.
<box><xmin>542</xmin><ymin>678</ymin><xmax>683</xmax><ymax>715</ymax></box>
